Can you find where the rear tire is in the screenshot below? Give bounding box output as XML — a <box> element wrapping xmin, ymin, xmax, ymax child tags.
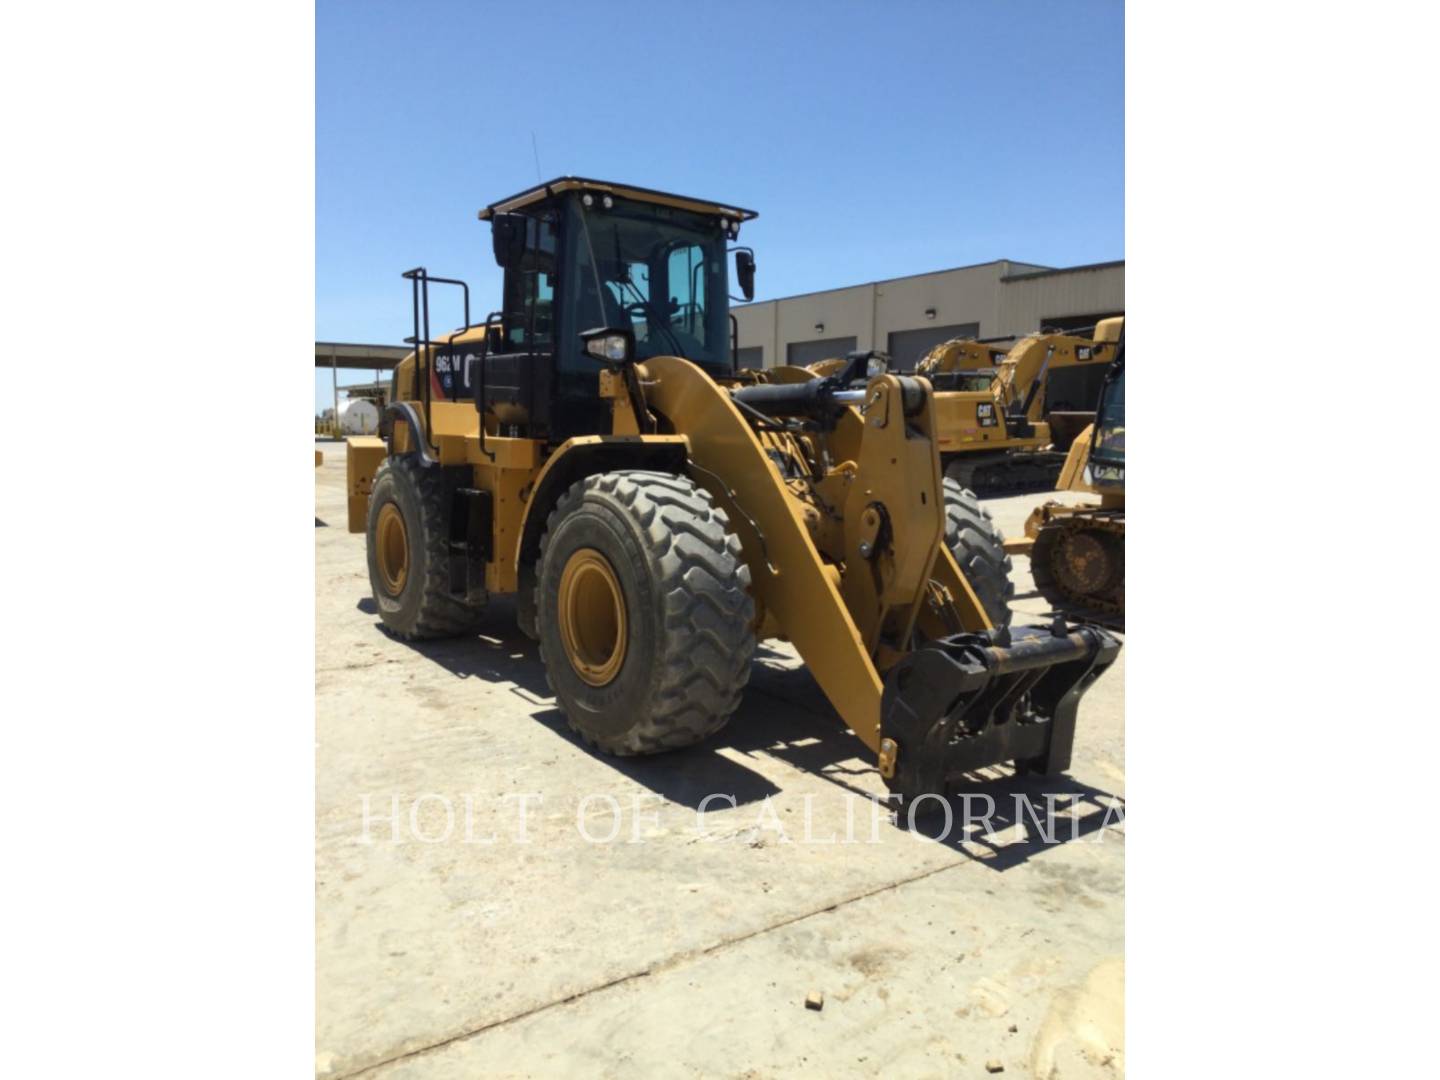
<box><xmin>366</xmin><ymin>455</ymin><xmax>486</xmax><ymax>640</ymax></box>
<box><xmin>515</xmin><ymin>562</ymin><xmax>539</xmax><ymax>641</ymax></box>
<box><xmin>536</xmin><ymin>470</ymin><xmax>755</xmax><ymax>755</ymax></box>
<box><xmin>942</xmin><ymin>478</ymin><xmax>1014</xmax><ymax>627</ymax></box>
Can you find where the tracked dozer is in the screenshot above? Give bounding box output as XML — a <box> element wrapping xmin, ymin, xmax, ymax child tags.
<box><xmin>346</xmin><ymin>178</ymin><xmax>1119</xmax><ymax>801</ymax></box>
<box><xmin>1006</xmin><ymin>318</ymin><xmax>1125</xmax><ymax>630</ymax></box>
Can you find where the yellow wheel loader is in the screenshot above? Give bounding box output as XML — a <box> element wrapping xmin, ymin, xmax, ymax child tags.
<box><xmin>1006</xmin><ymin>318</ymin><xmax>1125</xmax><ymax>630</ymax></box>
<box><xmin>346</xmin><ymin>177</ymin><xmax>1119</xmax><ymax>801</ymax></box>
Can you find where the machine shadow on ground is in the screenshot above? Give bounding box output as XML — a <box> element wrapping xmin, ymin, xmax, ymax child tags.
<box><xmin>360</xmin><ymin>598</ymin><xmax>784</xmax><ymax>808</ymax></box>
<box><xmin>903</xmin><ymin>772</ymin><xmax>1125</xmax><ymax>872</ymax></box>
<box><xmin>356</xmin><ymin>597</ymin><xmax>551</xmax><ymax>700</ymax></box>
<box><xmin>361</xmin><ymin>602</ymin><xmax>1123</xmax><ymax>867</ymax></box>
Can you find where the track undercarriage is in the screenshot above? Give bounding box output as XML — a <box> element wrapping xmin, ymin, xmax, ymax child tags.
<box><xmin>943</xmin><ymin>449</ymin><xmax>1067</xmax><ymax>496</ymax></box>
<box><xmin>1029</xmin><ymin>507</ymin><xmax>1125</xmax><ymax>632</ymax></box>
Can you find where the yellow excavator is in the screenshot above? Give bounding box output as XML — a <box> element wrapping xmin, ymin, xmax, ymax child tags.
<box><xmin>923</xmin><ymin>330</ymin><xmax>1118</xmax><ymax>494</ymax></box>
<box><xmin>345</xmin><ymin>177</ymin><xmax>1119</xmax><ymax>800</ymax></box>
<box><xmin>785</xmin><ymin>331</ymin><xmax>1117</xmax><ymax>495</ymax></box>
<box><xmin>1005</xmin><ymin>317</ymin><xmax>1125</xmax><ymax>629</ymax></box>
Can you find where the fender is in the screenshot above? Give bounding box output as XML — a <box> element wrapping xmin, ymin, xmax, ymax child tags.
<box><xmin>346</xmin><ymin>403</ymin><xmax>440</xmax><ymax>534</ymax></box>
<box><xmin>381</xmin><ymin>401</ymin><xmax>436</xmax><ymax>464</ymax></box>
<box><xmin>513</xmin><ymin>435</ymin><xmax>691</xmax><ymax>576</ymax></box>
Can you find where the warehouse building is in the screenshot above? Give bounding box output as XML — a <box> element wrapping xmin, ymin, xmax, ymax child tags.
<box><xmin>733</xmin><ymin>258</ymin><xmax>1123</xmax><ymax>371</ymax></box>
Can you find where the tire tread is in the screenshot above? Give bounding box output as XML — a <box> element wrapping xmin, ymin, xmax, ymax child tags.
<box><xmin>941</xmin><ymin>477</ymin><xmax>1015</xmax><ymax>627</ymax></box>
<box><xmin>536</xmin><ymin>470</ymin><xmax>755</xmax><ymax>754</ymax></box>
<box><xmin>370</xmin><ymin>455</ymin><xmax>486</xmax><ymax>640</ymax></box>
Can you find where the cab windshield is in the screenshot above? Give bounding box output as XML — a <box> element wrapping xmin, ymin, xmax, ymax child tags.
<box><xmin>567</xmin><ymin>196</ymin><xmax>731</xmax><ymax>372</ymax></box>
<box><xmin>953</xmin><ymin>370</ymin><xmax>999</xmax><ymax>393</ymax></box>
<box><xmin>1092</xmin><ymin>361</ymin><xmax>1125</xmax><ymax>465</ymax></box>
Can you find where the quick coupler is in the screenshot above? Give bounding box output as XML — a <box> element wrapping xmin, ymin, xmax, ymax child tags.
<box><xmin>879</xmin><ymin>619</ymin><xmax>1121</xmax><ymax>802</ymax></box>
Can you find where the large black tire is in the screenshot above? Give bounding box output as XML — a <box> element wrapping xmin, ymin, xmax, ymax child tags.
<box><xmin>536</xmin><ymin>470</ymin><xmax>755</xmax><ymax>755</ymax></box>
<box><xmin>515</xmin><ymin>562</ymin><xmax>539</xmax><ymax>641</ymax></box>
<box><xmin>942</xmin><ymin>478</ymin><xmax>1014</xmax><ymax>627</ymax></box>
<box><xmin>366</xmin><ymin>455</ymin><xmax>486</xmax><ymax>640</ymax></box>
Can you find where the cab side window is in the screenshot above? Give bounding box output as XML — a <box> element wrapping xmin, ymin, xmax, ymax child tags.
<box><xmin>502</xmin><ymin>216</ymin><xmax>558</xmax><ymax>352</ymax></box>
<box><xmin>666</xmin><ymin>243</ymin><xmax>706</xmax><ymax>337</ymax></box>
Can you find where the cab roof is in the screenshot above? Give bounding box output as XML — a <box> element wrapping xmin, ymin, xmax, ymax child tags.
<box><xmin>478</xmin><ymin>176</ymin><xmax>758</xmax><ymax>223</ymax></box>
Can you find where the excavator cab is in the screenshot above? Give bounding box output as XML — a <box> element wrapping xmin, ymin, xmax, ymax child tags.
<box><xmin>929</xmin><ymin>367</ymin><xmax>1000</xmax><ymax>393</ymax></box>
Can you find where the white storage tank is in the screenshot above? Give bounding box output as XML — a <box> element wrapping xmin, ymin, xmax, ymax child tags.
<box><xmin>337</xmin><ymin>398</ymin><xmax>379</xmax><ymax>436</ymax></box>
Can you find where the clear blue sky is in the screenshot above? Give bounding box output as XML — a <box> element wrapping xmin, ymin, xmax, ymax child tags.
<box><xmin>317</xmin><ymin>0</ymin><xmax>1123</xmax><ymax>409</ymax></box>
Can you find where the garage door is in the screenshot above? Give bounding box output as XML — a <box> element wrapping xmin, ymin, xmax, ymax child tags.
<box><xmin>736</xmin><ymin>346</ymin><xmax>764</xmax><ymax>370</ymax></box>
<box><xmin>1038</xmin><ymin>311</ymin><xmax>1123</xmax><ymax>335</ymax></box>
<box><xmin>886</xmin><ymin>323</ymin><xmax>980</xmax><ymax>370</ymax></box>
<box><xmin>786</xmin><ymin>337</ymin><xmax>857</xmax><ymax>368</ymax></box>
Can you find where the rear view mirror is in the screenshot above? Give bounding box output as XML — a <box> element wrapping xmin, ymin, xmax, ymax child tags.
<box><xmin>734</xmin><ymin>248</ymin><xmax>756</xmax><ymax>302</ymax></box>
<box><xmin>491</xmin><ymin>213</ymin><xmax>528</xmax><ymax>270</ymax></box>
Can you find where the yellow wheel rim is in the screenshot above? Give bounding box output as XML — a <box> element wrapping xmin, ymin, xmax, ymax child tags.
<box><xmin>376</xmin><ymin>502</ymin><xmax>409</xmax><ymax>596</ymax></box>
<box><xmin>557</xmin><ymin>548</ymin><xmax>627</xmax><ymax>687</ymax></box>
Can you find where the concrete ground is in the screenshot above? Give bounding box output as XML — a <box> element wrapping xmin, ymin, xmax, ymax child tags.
<box><xmin>316</xmin><ymin>444</ymin><xmax>1125</xmax><ymax>1079</ymax></box>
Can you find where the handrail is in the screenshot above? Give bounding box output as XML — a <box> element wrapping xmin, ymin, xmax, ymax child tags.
<box><xmin>401</xmin><ymin>267</ymin><xmax>471</xmax><ymax>458</ymax></box>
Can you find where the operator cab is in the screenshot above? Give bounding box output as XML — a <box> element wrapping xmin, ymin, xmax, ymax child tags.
<box><xmin>472</xmin><ymin>178</ymin><xmax>758</xmax><ymax>443</ymax></box>
<box><xmin>1088</xmin><ymin>349</ymin><xmax>1125</xmax><ymax>487</ymax></box>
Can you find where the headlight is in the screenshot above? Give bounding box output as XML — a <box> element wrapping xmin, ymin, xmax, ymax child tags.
<box><xmin>585</xmin><ymin>333</ymin><xmax>631</xmax><ymax>362</ymax></box>
<box><xmin>866</xmin><ymin>355</ymin><xmax>888</xmax><ymax>377</ymax></box>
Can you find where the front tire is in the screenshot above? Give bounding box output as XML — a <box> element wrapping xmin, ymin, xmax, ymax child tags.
<box><xmin>366</xmin><ymin>455</ymin><xmax>486</xmax><ymax>640</ymax></box>
<box><xmin>536</xmin><ymin>470</ymin><xmax>756</xmax><ymax>755</ymax></box>
<box><xmin>942</xmin><ymin>478</ymin><xmax>1014</xmax><ymax>627</ymax></box>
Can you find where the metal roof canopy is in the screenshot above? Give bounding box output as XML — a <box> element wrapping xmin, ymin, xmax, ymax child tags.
<box><xmin>316</xmin><ymin>342</ymin><xmax>405</xmax><ymax>425</ymax></box>
<box><xmin>315</xmin><ymin>341</ymin><xmax>410</xmax><ymax>370</ymax></box>
<box><xmin>477</xmin><ymin>176</ymin><xmax>758</xmax><ymax>223</ymax></box>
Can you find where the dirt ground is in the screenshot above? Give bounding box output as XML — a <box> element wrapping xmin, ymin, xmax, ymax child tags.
<box><xmin>315</xmin><ymin>443</ymin><xmax>1126</xmax><ymax>1079</ymax></box>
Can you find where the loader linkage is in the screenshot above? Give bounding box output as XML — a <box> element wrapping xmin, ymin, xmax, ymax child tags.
<box><xmin>879</xmin><ymin>620</ymin><xmax>1120</xmax><ymax>802</ymax></box>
